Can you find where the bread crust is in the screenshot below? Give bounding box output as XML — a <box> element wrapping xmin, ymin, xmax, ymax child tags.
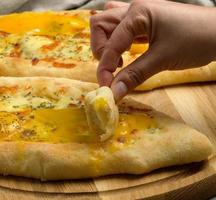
<box><xmin>0</xmin><ymin>57</ymin><xmax>98</xmax><ymax>83</ymax></box>
<box><xmin>0</xmin><ymin>77</ymin><xmax>212</xmax><ymax>180</ymax></box>
<box><xmin>1</xmin><ymin>57</ymin><xmax>215</xmax><ymax>91</ymax></box>
<box><xmin>136</xmin><ymin>62</ymin><xmax>216</xmax><ymax>90</ymax></box>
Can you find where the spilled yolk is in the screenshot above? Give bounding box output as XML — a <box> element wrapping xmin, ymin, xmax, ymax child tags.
<box><xmin>0</xmin><ymin>108</ymin><xmax>156</xmax><ymax>144</ymax></box>
<box><xmin>0</xmin><ymin>12</ymin><xmax>88</xmax><ymax>36</ymax></box>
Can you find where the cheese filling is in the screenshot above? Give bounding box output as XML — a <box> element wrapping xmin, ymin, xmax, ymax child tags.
<box><xmin>0</xmin><ymin>108</ymin><xmax>157</xmax><ymax>144</ymax></box>
<box><xmin>0</xmin><ymin>34</ymin><xmax>93</xmax><ymax>62</ymax></box>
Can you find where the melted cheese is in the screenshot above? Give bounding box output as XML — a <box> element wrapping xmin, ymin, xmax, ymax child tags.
<box><xmin>0</xmin><ymin>12</ymin><xmax>88</xmax><ymax>36</ymax></box>
<box><xmin>0</xmin><ymin>108</ymin><xmax>157</xmax><ymax>145</ymax></box>
<box><xmin>0</xmin><ymin>92</ymin><xmax>77</xmax><ymax>113</ymax></box>
<box><xmin>20</xmin><ymin>35</ymin><xmax>53</xmax><ymax>58</ymax></box>
<box><xmin>0</xmin><ymin>34</ymin><xmax>93</xmax><ymax>61</ymax></box>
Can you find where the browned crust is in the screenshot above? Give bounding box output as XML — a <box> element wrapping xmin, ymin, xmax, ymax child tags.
<box><xmin>0</xmin><ymin>57</ymin><xmax>98</xmax><ymax>83</ymax></box>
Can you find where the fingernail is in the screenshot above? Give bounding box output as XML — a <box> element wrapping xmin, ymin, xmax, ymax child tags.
<box><xmin>111</xmin><ymin>81</ymin><xmax>128</xmax><ymax>102</ymax></box>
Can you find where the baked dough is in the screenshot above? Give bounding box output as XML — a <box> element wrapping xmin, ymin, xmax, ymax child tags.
<box><xmin>135</xmin><ymin>62</ymin><xmax>216</xmax><ymax>90</ymax></box>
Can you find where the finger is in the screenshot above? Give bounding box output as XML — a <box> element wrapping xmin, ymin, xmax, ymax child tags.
<box><xmin>90</xmin><ymin>14</ymin><xmax>108</xmax><ymax>59</ymax></box>
<box><xmin>104</xmin><ymin>1</ymin><xmax>129</xmax><ymax>10</ymax></box>
<box><xmin>111</xmin><ymin>47</ymin><xmax>163</xmax><ymax>102</ymax></box>
<box><xmin>97</xmin><ymin>14</ymin><xmax>149</xmax><ymax>87</ymax></box>
<box><xmin>90</xmin><ymin>7</ymin><xmax>128</xmax><ymax>59</ymax></box>
<box><xmin>90</xmin><ymin>23</ymin><xmax>107</xmax><ymax>59</ymax></box>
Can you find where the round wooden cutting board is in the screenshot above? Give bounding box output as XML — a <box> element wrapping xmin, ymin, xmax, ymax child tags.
<box><xmin>1</xmin><ymin>83</ymin><xmax>216</xmax><ymax>200</ymax></box>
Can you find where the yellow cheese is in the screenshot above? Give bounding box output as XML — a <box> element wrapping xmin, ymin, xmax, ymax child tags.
<box><xmin>129</xmin><ymin>43</ymin><xmax>149</xmax><ymax>54</ymax></box>
<box><xmin>0</xmin><ymin>12</ymin><xmax>88</xmax><ymax>36</ymax></box>
<box><xmin>0</xmin><ymin>108</ymin><xmax>157</xmax><ymax>145</ymax></box>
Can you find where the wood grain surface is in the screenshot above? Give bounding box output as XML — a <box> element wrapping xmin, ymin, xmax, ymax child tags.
<box><xmin>0</xmin><ymin>83</ymin><xmax>216</xmax><ymax>200</ymax></box>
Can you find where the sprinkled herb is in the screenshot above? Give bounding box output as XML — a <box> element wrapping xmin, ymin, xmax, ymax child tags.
<box><xmin>37</xmin><ymin>102</ymin><xmax>55</xmax><ymax>109</ymax></box>
<box><xmin>21</xmin><ymin>129</ymin><xmax>37</xmax><ymax>139</ymax></box>
<box><xmin>12</xmin><ymin>105</ymin><xmax>19</xmax><ymax>108</ymax></box>
<box><xmin>24</xmin><ymin>92</ymin><xmax>31</xmax><ymax>97</ymax></box>
<box><xmin>148</xmin><ymin>127</ymin><xmax>160</xmax><ymax>134</ymax></box>
<box><xmin>2</xmin><ymin>95</ymin><xmax>10</xmax><ymax>99</ymax></box>
<box><xmin>117</xmin><ymin>136</ymin><xmax>125</xmax><ymax>143</ymax></box>
<box><xmin>54</xmin><ymin>92</ymin><xmax>59</xmax><ymax>97</ymax></box>
<box><xmin>29</xmin><ymin>115</ymin><xmax>35</xmax><ymax>119</ymax></box>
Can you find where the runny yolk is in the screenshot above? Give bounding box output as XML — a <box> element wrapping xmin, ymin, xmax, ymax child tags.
<box><xmin>0</xmin><ymin>12</ymin><xmax>88</xmax><ymax>36</ymax></box>
<box><xmin>0</xmin><ymin>108</ymin><xmax>157</xmax><ymax>144</ymax></box>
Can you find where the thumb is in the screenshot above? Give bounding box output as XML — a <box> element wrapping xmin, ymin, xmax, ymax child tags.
<box><xmin>111</xmin><ymin>47</ymin><xmax>163</xmax><ymax>102</ymax></box>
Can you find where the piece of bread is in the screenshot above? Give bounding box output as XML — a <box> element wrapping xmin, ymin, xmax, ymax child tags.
<box><xmin>85</xmin><ymin>86</ymin><xmax>119</xmax><ymax>141</ymax></box>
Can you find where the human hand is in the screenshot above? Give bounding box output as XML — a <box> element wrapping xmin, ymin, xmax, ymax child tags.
<box><xmin>90</xmin><ymin>0</ymin><xmax>216</xmax><ymax>101</ymax></box>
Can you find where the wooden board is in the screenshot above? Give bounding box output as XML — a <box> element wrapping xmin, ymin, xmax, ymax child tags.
<box><xmin>1</xmin><ymin>83</ymin><xmax>216</xmax><ymax>200</ymax></box>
